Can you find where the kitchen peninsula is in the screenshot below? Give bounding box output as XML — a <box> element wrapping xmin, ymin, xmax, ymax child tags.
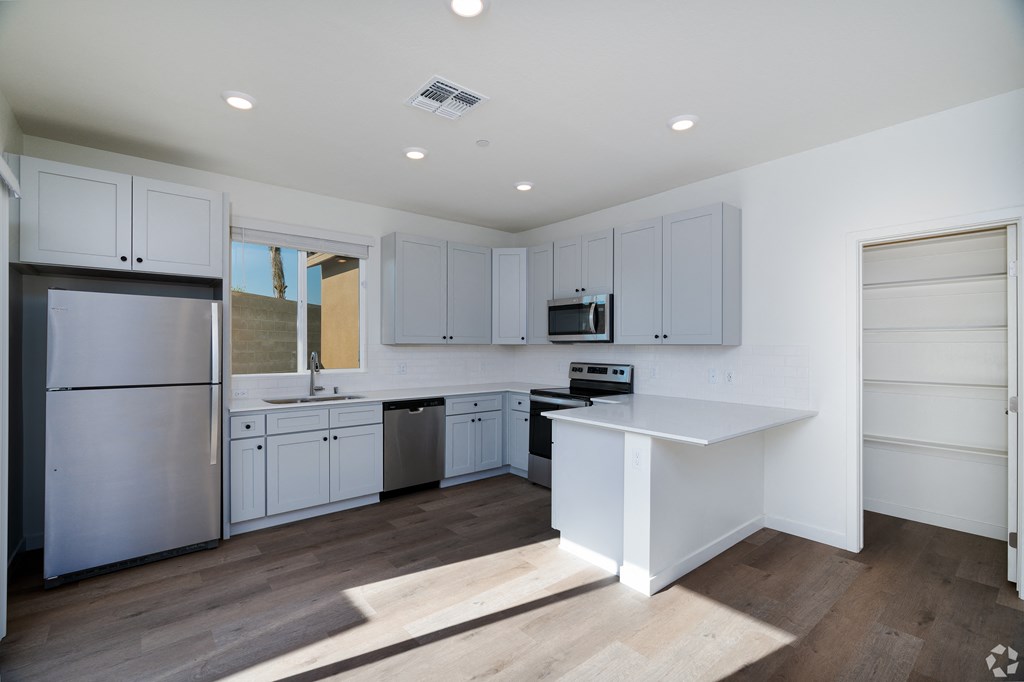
<box><xmin>547</xmin><ymin>395</ymin><xmax>816</xmax><ymax>596</ymax></box>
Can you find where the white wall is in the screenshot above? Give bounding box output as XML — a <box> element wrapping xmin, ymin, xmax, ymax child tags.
<box><xmin>514</xmin><ymin>89</ymin><xmax>1024</xmax><ymax>549</ymax></box>
<box><xmin>0</xmin><ymin>88</ymin><xmax>22</xmax><ymax>155</ymax></box>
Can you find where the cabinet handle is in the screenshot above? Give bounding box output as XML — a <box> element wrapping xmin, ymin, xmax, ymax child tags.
<box><xmin>322</xmin><ymin>436</ymin><xmax>328</xmax><ymax>441</ymax></box>
<box><xmin>120</xmin><ymin>256</ymin><xmax>128</xmax><ymax>262</ymax></box>
<box><xmin>256</xmin><ymin>445</ymin><xmax>263</xmax><ymax>450</ymax></box>
<box><xmin>136</xmin><ymin>257</ymin><xmax>143</xmax><ymax>263</ymax></box>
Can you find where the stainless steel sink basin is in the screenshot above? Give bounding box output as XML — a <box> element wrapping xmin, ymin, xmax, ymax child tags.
<box><xmin>263</xmin><ymin>395</ymin><xmax>365</xmax><ymax>404</ymax></box>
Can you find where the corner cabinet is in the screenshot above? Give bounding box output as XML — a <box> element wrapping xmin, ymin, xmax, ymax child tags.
<box><xmin>19</xmin><ymin>156</ymin><xmax>224</xmax><ymax>279</ymax></box>
<box><xmin>614</xmin><ymin>203</ymin><xmax>741</xmax><ymax>345</ymax></box>
<box><xmin>381</xmin><ymin>232</ymin><xmax>491</xmax><ymax>345</ymax></box>
<box><xmin>553</xmin><ymin>228</ymin><xmax>614</xmax><ymax>298</ymax></box>
<box><xmin>492</xmin><ymin>248</ymin><xmax>527</xmax><ymax>344</ymax></box>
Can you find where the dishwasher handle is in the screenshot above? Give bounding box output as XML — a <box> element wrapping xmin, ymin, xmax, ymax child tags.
<box><xmin>408</xmin><ymin>407</ymin><xmax>424</xmax><ymax>414</ymax></box>
<box><xmin>383</xmin><ymin>396</ymin><xmax>445</xmax><ymax>411</ymax></box>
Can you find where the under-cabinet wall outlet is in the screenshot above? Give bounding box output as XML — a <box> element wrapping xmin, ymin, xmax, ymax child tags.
<box><xmin>396</xmin><ymin>362</ymin><xmax>408</xmax><ymax>375</ymax></box>
<box><xmin>232</xmin><ymin>389</ymin><xmax>249</xmax><ymax>399</ymax></box>
<box><xmin>725</xmin><ymin>370</ymin><xmax>735</xmax><ymax>384</ymax></box>
<box><xmin>632</xmin><ymin>450</ymin><xmax>641</xmax><ymax>469</ymax></box>
<box><xmin>708</xmin><ymin>368</ymin><xmax>718</xmax><ymax>384</ymax></box>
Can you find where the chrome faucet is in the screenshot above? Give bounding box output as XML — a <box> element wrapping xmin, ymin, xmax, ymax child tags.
<box><xmin>309</xmin><ymin>351</ymin><xmax>324</xmax><ymax>396</ymax></box>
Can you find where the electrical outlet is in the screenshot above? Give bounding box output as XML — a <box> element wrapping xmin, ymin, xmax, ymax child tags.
<box><xmin>231</xmin><ymin>389</ymin><xmax>249</xmax><ymax>399</ymax></box>
<box><xmin>709</xmin><ymin>368</ymin><xmax>718</xmax><ymax>384</ymax></box>
<box><xmin>725</xmin><ymin>370</ymin><xmax>735</xmax><ymax>384</ymax></box>
<box><xmin>397</xmin><ymin>362</ymin><xmax>407</xmax><ymax>375</ymax></box>
<box><xmin>632</xmin><ymin>450</ymin><xmax>641</xmax><ymax>469</ymax></box>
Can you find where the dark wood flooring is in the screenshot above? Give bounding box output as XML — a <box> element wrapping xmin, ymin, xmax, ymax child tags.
<box><xmin>0</xmin><ymin>475</ymin><xmax>1021</xmax><ymax>681</ymax></box>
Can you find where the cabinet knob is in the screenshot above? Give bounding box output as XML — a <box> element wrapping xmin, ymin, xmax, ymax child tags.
<box><xmin>575</xmin><ymin>288</ymin><xmax>580</xmax><ymax>292</ymax></box>
<box><xmin>471</xmin><ymin>418</ymin><xmax>476</xmax><ymax>423</ymax></box>
<box><xmin>473</xmin><ymin>402</ymin><xmax>478</xmax><ymax>407</ymax></box>
<box><xmin>245</xmin><ymin>424</ymin><xmax>251</xmax><ymax>429</ymax></box>
<box><xmin>581</xmin><ymin>287</ymin><xmax>586</xmax><ymax>292</ymax></box>
<box><xmin>442</xmin><ymin>336</ymin><xmax>447</xmax><ymax>340</ymax></box>
<box><xmin>256</xmin><ymin>445</ymin><xmax>262</xmax><ymax>450</ymax></box>
<box><xmin>521</xmin><ymin>337</ymin><xmax>525</xmax><ymax>341</ymax></box>
<box><xmin>654</xmin><ymin>334</ymin><xmax>660</xmax><ymax>339</ymax></box>
<box><xmin>333</xmin><ymin>435</ymin><xmax>338</xmax><ymax>440</ymax></box>
<box><xmin>322</xmin><ymin>436</ymin><xmax>328</xmax><ymax>441</ymax></box>
<box><xmin>663</xmin><ymin>335</ymin><xmax>668</xmax><ymax>339</ymax></box>
<box><xmin>524</xmin><ymin>418</ymin><xmax>528</xmax><ymax>422</ymax></box>
<box><xmin>120</xmin><ymin>256</ymin><xmax>128</xmax><ymax>262</ymax></box>
<box><xmin>136</xmin><ymin>257</ymin><xmax>143</xmax><ymax>263</ymax></box>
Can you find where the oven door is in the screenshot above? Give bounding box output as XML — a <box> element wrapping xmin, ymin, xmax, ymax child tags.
<box><xmin>546</xmin><ymin>294</ymin><xmax>612</xmax><ymax>343</ymax></box>
<box><xmin>528</xmin><ymin>395</ymin><xmax>589</xmax><ymax>488</ymax></box>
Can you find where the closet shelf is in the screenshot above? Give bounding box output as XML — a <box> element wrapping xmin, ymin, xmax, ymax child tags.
<box><xmin>863</xmin><ymin>434</ymin><xmax>1007</xmax><ymax>460</ymax></box>
<box><xmin>863</xmin><ymin>325</ymin><xmax>1008</xmax><ymax>334</ymax></box>
<box><xmin>863</xmin><ymin>378</ymin><xmax>1008</xmax><ymax>390</ymax></box>
<box><xmin>862</xmin><ymin>272</ymin><xmax>1006</xmax><ymax>290</ymax></box>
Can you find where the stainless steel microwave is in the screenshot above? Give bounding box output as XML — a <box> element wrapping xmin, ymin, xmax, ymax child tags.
<box><xmin>546</xmin><ymin>294</ymin><xmax>613</xmax><ymax>343</ymax></box>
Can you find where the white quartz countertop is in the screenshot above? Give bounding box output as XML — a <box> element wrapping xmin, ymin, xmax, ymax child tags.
<box><xmin>544</xmin><ymin>394</ymin><xmax>816</xmax><ymax>445</ymax></box>
<box><xmin>229</xmin><ymin>382</ymin><xmax>545</xmax><ymax>413</ymax></box>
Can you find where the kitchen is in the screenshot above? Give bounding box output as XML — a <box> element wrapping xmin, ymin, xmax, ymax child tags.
<box><xmin>0</xmin><ymin>1</ymin><xmax>1023</xmax><ymax>680</ymax></box>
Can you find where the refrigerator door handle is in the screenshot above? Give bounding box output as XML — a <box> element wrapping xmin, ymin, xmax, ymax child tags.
<box><xmin>210</xmin><ymin>301</ymin><xmax>221</xmax><ymax>382</ymax></box>
<box><xmin>210</xmin><ymin>385</ymin><xmax>221</xmax><ymax>466</ymax></box>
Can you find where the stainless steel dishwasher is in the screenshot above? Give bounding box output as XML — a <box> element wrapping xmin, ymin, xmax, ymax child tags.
<box><xmin>382</xmin><ymin>397</ymin><xmax>446</xmax><ymax>492</ymax></box>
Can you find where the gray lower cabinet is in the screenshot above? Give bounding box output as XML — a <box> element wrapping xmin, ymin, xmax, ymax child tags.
<box><xmin>230</xmin><ymin>437</ymin><xmax>266</xmax><ymax>522</ymax></box>
<box><xmin>329</xmin><ymin>423</ymin><xmax>383</xmax><ymax>501</ymax></box>
<box><xmin>445</xmin><ymin>411</ymin><xmax>503</xmax><ymax>477</ymax></box>
<box><xmin>508</xmin><ymin>410</ymin><xmax>530</xmax><ymax>472</ymax></box>
<box><xmin>266</xmin><ymin>430</ymin><xmax>331</xmax><ymax>515</ymax></box>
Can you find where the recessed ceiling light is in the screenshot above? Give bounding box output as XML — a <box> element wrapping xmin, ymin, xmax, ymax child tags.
<box><xmin>222</xmin><ymin>91</ymin><xmax>256</xmax><ymax>111</ymax></box>
<box><xmin>476</xmin><ymin>139</ymin><xmax>490</xmax><ymax>147</ymax></box>
<box><xmin>404</xmin><ymin>147</ymin><xmax>427</xmax><ymax>160</ymax></box>
<box><xmin>450</xmin><ymin>0</ymin><xmax>486</xmax><ymax>18</ymax></box>
<box><xmin>668</xmin><ymin>114</ymin><xmax>699</xmax><ymax>131</ymax></box>
<box><xmin>515</xmin><ymin>181</ymin><xmax>533</xmax><ymax>191</ymax></box>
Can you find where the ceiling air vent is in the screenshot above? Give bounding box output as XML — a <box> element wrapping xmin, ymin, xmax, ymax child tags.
<box><xmin>406</xmin><ymin>76</ymin><xmax>488</xmax><ymax>120</ymax></box>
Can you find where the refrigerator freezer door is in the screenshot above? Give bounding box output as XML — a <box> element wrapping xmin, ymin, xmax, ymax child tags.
<box><xmin>44</xmin><ymin>385</ymin><xmax>220</xmax><ymax>579</ymax></box>
<box><xmin>46</xmin><ymin>289</ymin><xmax>221</xmax><ymax>389</ymax></box>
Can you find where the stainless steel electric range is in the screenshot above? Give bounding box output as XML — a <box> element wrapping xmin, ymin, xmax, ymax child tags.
<box><xmin>527</xmin><ymin>362</ymin><xmax>634</xmax><ymax>488</ymax></box>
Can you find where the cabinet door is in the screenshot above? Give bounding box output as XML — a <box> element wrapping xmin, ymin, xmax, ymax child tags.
<box><xmin>447</xmin><ymin>241</ymin><xmax>492</xmax><ymax>344</ymax></box>
<box><xmin>527</xmin><ymin>243</ymin><xmax>554</xmax><ymax>344</ymax></box>
<box><xmin>394</xmin><ymin>234</ymin><xmax>448</xmax><ymax>343</ymax></box>
<box><xmin>663</xmin><ymin>205</ymin><xmax>723</xmax><ymax>344</ymax></box>
<box><xmin>553</xmin><ymin>237</ymin><xmax>582</xmax><ymax>298</ymax></box>
<box><xmin>266</xmin><ymin>430</ymin><xmax>330</xmax><ymax>515</ymax></box>
<box><xmin>614</xmin><ymin>220</ymin><xmax>664</xmax><ymax>344</ymax></box>
<box><xmin>230</xmin><ymin>438</ymin><xmax>266</xmax><ymax>522</ymax></box>
<box><xmin>581</xmin><ymin>229</ymin><xmax>614</xmax><ymax>295</ymax></box>
<box><xmin>445</xmin><ymin>414</ymin><xmax>476</xmax><ymax>477</ymax></box>
<box><xmin>329</xmin><ymin>424</ymin><xmax>383</xmax><ymax>501</ymax></box>
<box><xmin>509</xmin><ymin>412</ymin><xmax>530</xmax><ymax>471</ymax></box>
<box><xmin>492</xmin><ymin>248</ymin><xmax>527</xmax><ymax>344</ymax></box>
<box><xmin>132</xmin><ymin>177</ymin><xmax>224</xmax><ymax>278</ymax></box>
<box><xmin>476</xmin><ymin>411</ymin><xmax>503</xmax><ymax>471</ymax></box>
<box><xmin>20</xmin><ymin>157</ymin><xmax>132</xmax><ymax>270</ymax></box>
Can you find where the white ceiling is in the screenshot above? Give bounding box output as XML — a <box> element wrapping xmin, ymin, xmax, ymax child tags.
<box><xmin>1</xmin><ymin>1</ymin><xmax>1022</xmax><ymax>232</ymax></box>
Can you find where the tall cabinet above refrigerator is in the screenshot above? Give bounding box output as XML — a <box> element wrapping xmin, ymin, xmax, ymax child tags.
<box><xmin>44</xmin><ymin>289</ymin><xmax>222</xmax><ymax>586</ymax></box>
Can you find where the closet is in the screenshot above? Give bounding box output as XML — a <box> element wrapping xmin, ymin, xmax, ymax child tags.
<box><xmin>862</xmin><ymin>227</ymin><xmax>1014</xmax><ymax>545</ymax></box>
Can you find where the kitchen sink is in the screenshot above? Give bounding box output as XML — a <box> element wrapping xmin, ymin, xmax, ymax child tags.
<box><xmin>263</xmin><ymin>395</ymin><xmax>365</xmax><ymax>404</ymax></box>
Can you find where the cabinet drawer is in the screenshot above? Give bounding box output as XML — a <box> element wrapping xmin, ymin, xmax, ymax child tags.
<box><xmin>230</xmin><ymin>414</ymin><xmax>266</xmax><ymax>438</ymax></box>
<box><xmin>330</xmin><ymin>403</ymin><xmax>383</xmax><ymax>428</ymax></box>
<box><xmin>508</xmin><ymin>392</ymin><xmax>529</xmax><ymax>413</ymax></box>
<box><xmin>266</xmin><ymin>408</ymin><xmax>329</xmax><ymax>434</ymax></box>
<box><xmin>446</xmin><ymin>393</ymin><xmax>503</xmax><ymax>416</ymax></box>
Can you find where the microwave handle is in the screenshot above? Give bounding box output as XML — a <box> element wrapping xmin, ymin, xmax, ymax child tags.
<box><xmin>587</xmin><ymin>303</ymin><xmax>597</xmax><ymax>333</ymax></box>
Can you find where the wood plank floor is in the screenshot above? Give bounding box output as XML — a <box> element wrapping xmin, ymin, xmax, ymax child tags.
<box><xmin>1</xmin><ymin>475</ymin><xmax>1021</xmax><ymax>681</ymax></box>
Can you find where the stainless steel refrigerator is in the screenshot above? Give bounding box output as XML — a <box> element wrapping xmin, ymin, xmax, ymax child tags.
<box><xmin>44</xmin><ymin>289</ymin><xmax>222</xmax><ymax>586</ymax></box>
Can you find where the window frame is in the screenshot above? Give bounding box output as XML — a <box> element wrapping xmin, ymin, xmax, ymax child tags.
<box><xmin>228</xmin><ymin>223</ymin><xmax>369</xmax><ymax>378</ymax></box>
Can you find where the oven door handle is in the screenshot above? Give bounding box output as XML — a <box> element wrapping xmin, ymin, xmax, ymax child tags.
<box><xmin>587</xmin><ymin>303</ymin><xmax>597</xmax><ymax>333</ymax></box>
<box><xmin>531</xmin><ymin>396</ymin><xmax>589</xmax><ymax>408</ymax></box>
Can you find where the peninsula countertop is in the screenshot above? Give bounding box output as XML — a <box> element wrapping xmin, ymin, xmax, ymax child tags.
<box><xmin>544</xmin><ymin>394</ymin><xmax>816</xmax><ymax>445</ymax></box>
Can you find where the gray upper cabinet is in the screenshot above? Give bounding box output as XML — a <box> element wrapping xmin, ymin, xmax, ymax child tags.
<box><xmin>19</xmin><ymin>156</ymin><xmax>224</xmax><ymax>278</ymax></box>
<box><xmin>527</xmin><ymin>242</ymin><xmax>554</xmax><ymax>344</ymax></box>
<box><xmin>553</xmin><ymin>229</ymin><xmax>613</xmax><ymax>297</ymax></box>
<box><xmin>614</xmin><ymin>203</ymin><xmax>741</xmax><ymax>345</ymax></box>
<box><xmin>492</xmin><ymin>248</ymin><xmax>527</xmax><ymax>344</ymax></box>
<box><xmin>447</xmin><ymin>241</ymin><xmax>492</xmax><ymax>345</ymax></box>
<box><xmin>381</xmin><ymin>233</ymin><xmax>491</xmax><ymax>345</ymax></box>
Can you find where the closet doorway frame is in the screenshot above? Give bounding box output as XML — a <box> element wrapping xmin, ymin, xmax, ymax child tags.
<box><xmin>845</xmin><ymin>206</ymin><xmax>1024</xmax><ymax>598</ymax></box>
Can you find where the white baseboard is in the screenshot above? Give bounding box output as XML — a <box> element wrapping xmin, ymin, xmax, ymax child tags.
<box><xmin>559</xmin><ymin>538</ymin><xmax>620</xmax><ymax>576</ymax></box>
<box><xmin>439</xmin><ymin>466</ymin><xmax>510</xmax><ymax>488</ymax></box>
<box><xmin>229</xmin><ymin>494</ymin><xmax>379</xmax><ymax>535</ymax></box>
<box><xmin>764</xmin><ymin>514</ymin><xmax>848</xmax><ymax>549</ymax></box>
<box><xmin>864</xmin><ymin>497</ymin><xmax>1007</xmax><ymax>540</ymax></box>
<box><xmin>644</xmin><ymin>517</ymin><xmax>765</xmax><ymax>595</ymax></box>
